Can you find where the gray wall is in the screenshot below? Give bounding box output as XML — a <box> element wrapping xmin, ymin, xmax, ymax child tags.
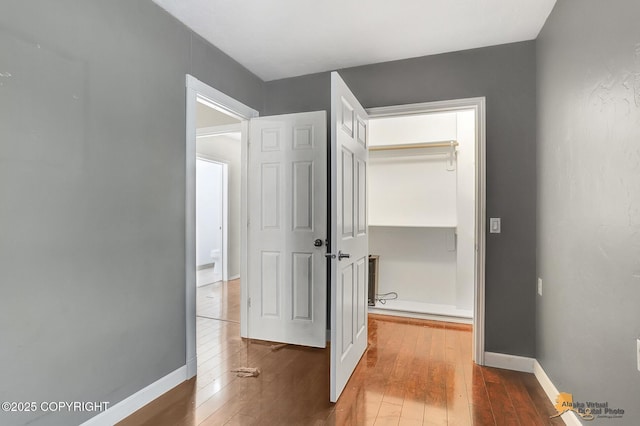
<box><xmin>265</xmin><ymin>41</ymin><xmax>538</xmax><ymax>357</ymax></box>
<box><xmin>537</xmin><ymin>0</ymin><xmax>640</xmax><ymax>422</ymax></box>
<box><xmin>0</xmin><ymin>1</ymin><xmax>263</xmax><ymax>425</ymax></box>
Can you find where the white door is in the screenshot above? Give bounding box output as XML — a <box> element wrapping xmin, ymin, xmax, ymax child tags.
<box><xmin>330</xmin><ymin>72</ymin><xmax>369</xmax><ymax>402</ymax></box>
<box><xmin>247</xmin><ymin>111</ymin><xmax>327</xmax><ymax>348</ymax></box>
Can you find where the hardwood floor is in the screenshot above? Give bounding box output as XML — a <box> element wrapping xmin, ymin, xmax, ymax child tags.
<box><xmin>119</xmin><ymin>281</ymin><xmax>563</xmax><ymax>425</ymax></box>
<box><xmin>196</xmin><ymin>279</ymin><xmax>241</xmax><ymax>322</ymax></box>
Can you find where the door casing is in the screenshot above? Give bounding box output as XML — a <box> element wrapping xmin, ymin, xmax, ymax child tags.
<box><xmin>366</xmin><ymin>97</ymin><xmax>487</xmax><ymax>365</ymax></box>
<box><xmin>185</xmin><ymin>74</ymin><xmax>258</xmax><ymax>378</ymax></box>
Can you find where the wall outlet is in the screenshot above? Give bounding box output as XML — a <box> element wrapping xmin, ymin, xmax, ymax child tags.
<box><xmin>637</xmin><ymin>339</ymin><xmax>640</xmax><ymax>372</ymax></box>
<box><xmin>537</xmin><ymin>278</ymin><xmax>543</xmax><ymax>296</ymax></box>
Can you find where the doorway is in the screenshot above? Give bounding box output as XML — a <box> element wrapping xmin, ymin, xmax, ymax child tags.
<box><xmin>196</xmin><ymin>158</ymin><xmax>227</xmax><ymax>286</ymax></box>
<box><xmin>367</xmin><ymin>110</ymin><xmax>474</xmax><ymax>321</ymax></box>
<box><xmin>185</xmin><ymin>75</ymin><xmax>258</xmax><ymax>378</ymax></box>
<box><xmin>366</xmin><ymin>98</ymin><xmax>486</xmax><ymax>365</ymax></box>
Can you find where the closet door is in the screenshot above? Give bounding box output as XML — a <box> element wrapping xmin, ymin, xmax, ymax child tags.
<box><xmin>329</xmin><ymin>72</ymin><xmax>369</xmax><ymax>402</ymax></box>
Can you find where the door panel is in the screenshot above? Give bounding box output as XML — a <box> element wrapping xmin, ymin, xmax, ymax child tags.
<box><xmin>342</xmin><ymin>149</ymin><xmax>354</xmax><ymax>237</ymax></box>
<box><xmin>261</xmin><ymin>163</ymin><xmax>280</xmax><ymax>229</ymax></box>
<box><xmin>330</xmin><ymin>72</ymin><xmax>369</xmax><ymax>401</ymax></box>
<box><xmin>247</xmin><ymin>111</ymin><xmax>327</xmax><ymax>348</ymax></box>
<box><xmin>261</xmin><ymin>251</ymin><xmax>280</xmax><ymax>317</ymax></box>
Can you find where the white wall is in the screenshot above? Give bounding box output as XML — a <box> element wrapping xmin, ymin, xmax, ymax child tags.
<box><xmin>455</xmin><ymin>110</ymin><xmax>475</xmax><ymax>311</ymax></box>
<box><xmin>369</xmin><ymin>112</ymin><xmax>457</xmax><ymax>146</ymax></box>
<box><xmin>369</xmin><ymin>151</ymin><xmax>457</xmax><ymax>226</ymax></box>
<box><xmin>370</xmin><ymin>227</ymin><xmax>457</xmax><ymax>305</ymax></box>
<box><xmin>369</xmin><ymin>112</ymin><xmax>457</xmax><ymax>226</ymax></box>
<box><xmin>195</xmin><ymin>159</ymin><xmax>223</xmax><ymax>267</ymax></box>
<box><xmin>196</xmin><ymin>134</ymin><xmax>241</xmax><ymax>278</ymax></box>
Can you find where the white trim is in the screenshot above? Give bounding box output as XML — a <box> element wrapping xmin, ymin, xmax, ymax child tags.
<box><xmin>221</xmin><ymin>162</ymin><xmax>229</xmax><ymax>282</ymax></box>
<box><xmin>367</xmin><ymin>97</ymin><xmax>484</xmax><ymax>118</ymax></box>
<box><xmin>533</xmin><ymin>360</ymin><xmax>582</xmax><ymax>426</ymax></box>
<box><xmin>475</xmin><ymin>98</ymin><xmax>486</xmax><ymax>366</ymax></box>
<box><xmin>185</xmin><ymin>80</ymin><xmax>197</xmax><ymax>379</ymax></box>
<box><xmin>484</xmin><ymin>352</ymin><xmax>535</xmax><ymax>373</ymax></box>
<box><xmin>80</xmin><ymin>366</ymin><xmax>187</xmax><ymax>426</ymax></box>
<box><xmin>188</xmin><ymin>75</ymin><xmax>257</xmax><ymax>121</ymax></box>
<box><xmin>185</xmin><ymin>74</ymin><xmax>258</xmax><ymax>380</ymax></box>
<box><xmin>368</xmin><ymin>307</ymin><xmax>472</xmax><ymax>324</ymax></box>
<box><xmin>365</xmin><ymin>97</ymin><xmax>486</xmax><ymax>366</ymax></box>
<box><xmin>228</xmin><ymin>274</ymin><xmax>241</xmax><ymax>281</ymax></box>
<box><xmin>239</xmin><ymin>120</ymin><xmax>249</xmax><ymax>338</ymax></box>
<box><xmin>195</xmin><ymin>153</ymin><xmax>229</xmax><ymax>166</ymax></box>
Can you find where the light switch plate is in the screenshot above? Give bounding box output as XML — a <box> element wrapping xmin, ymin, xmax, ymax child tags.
<box><xmin>490</xmin><ymin>218</ymin><xmax>501</xmax><ymax>233</ymax></box>
<box><xmin>537</xmin><ymin>278</ymin><xmax>543</xmax><ymax>296</ymax></box>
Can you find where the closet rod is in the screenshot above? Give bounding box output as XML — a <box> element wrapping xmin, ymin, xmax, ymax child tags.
<box><xmin>369</xmin><ymin>140</ymin><xmax>458</xmax><ymax>151</ymax></box>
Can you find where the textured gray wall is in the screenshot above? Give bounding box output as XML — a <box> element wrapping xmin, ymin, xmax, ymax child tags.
<box><xmin>537</xmin><ymin>0</ymin><xmax>640</xmax><ymax>422</ymax></box>
<box><xmin>0</xmin><ymin>1</ymin><xmax>263</xmax><ymax>425</ymax></box>
<box><xmin>265</xmin><ymin>42</ymin><xmax>538</xmax><ymax>357</ymax></box>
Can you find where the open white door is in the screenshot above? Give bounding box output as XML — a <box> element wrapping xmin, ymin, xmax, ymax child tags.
<box><xmin>247</xmin><ymin>111</ymin><xmax>327</xmax><ymax>348</ymax></box>
<box><xmin>330</xmin><ymin>72</ymin><xmax>369</xmax><ymax>401</ymax></box>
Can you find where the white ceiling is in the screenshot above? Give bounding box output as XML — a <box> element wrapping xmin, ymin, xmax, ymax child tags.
<box><xmin>153</xmin><ymin>0</ymin><xmax>556</xmax><ymax>82</ymax></box>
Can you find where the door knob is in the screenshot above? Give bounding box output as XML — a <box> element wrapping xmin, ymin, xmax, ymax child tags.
<box><xmin>314</xmin><ymin>239</ymin><xmax>323</xmax><ymax>247</ymax></box>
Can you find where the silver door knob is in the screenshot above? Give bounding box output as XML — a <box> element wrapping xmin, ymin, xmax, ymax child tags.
<box><xmin>338</xmin><ymin>251</ymin><xmax>350</xmax><ymax>260</ymax></box>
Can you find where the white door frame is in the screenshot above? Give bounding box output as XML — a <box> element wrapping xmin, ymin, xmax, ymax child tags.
<box><xmin>366</xmin><ymin>97</ymin><xmax>487</xmax><ymax>365</ymax></box>
<box><xmin>195</xmin><ymin>156</ymin><xmax>229</xmax><ymax>283</ymax></box>
<box><xmin>185</xmin><ymin>75</ymin><xmax>258</xmax><ymax>378</ymax></box>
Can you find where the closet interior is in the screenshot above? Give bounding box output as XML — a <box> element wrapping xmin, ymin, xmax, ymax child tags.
<box><xmin>367</xmin><ymin>110</ymin><xmax>475</xmax><ymax>323</ymax></box>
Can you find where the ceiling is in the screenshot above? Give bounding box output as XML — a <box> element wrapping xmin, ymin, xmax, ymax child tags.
<box><xmin>153</xmin><ymin>0</ymin><xmax>556</xmax><ymax>82</ymax></box>
<box><xmin>196</xmin><ymin>100</ymin><xmax>240</xmax><ymax>128</ymax></box>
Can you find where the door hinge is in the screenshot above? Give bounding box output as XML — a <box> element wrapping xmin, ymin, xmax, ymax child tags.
<box><xmin>248</xmin><ymin>297</ymin><xmax>252</xmax><ymax>308</ymax></box>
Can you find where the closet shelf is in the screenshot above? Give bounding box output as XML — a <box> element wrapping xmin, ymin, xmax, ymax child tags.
<box><xmin>369</xmin><ymin>140</ymin><xmax>458</xmax><ymax>151</ymax></box>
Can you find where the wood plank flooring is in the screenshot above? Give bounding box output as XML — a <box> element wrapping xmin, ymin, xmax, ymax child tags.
<box><xmin>119</xmin><ymin>281</ymin><xmax>563</xmax><ymax>425</ymax></box>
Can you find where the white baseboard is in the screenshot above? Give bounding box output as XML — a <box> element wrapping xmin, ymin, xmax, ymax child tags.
<box><xmin>187</xmin><ymin>356</ymin><xmax>197</xmax><ymax>379</ymax></box>
<box><xmin>80</xmin><ymin>365</ymin><xmax>187</xmax><ymax>426</ymax></box>
<box><xmin>368</xmin><ymin>307</ymin><xmax>472</xmax><ymax>324</ymax></box>
<box><xmin>533</xmin><ymin>360</ymin><xmax>582</xmax><ymax>426</ymax></box>
<box><xmin>228</xmin><ymin>274</ymin><xmax>240</xmax><ymax>281</ymax></box>
<box><xmin>483</xmin><ymin>352</ymin><xmax>535</xmax><ymax>373</ymax></box>
<box><xmin>197</xmin><ymin>263</ymin><xmax>214</xmax><ymax>271</ymax></box>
